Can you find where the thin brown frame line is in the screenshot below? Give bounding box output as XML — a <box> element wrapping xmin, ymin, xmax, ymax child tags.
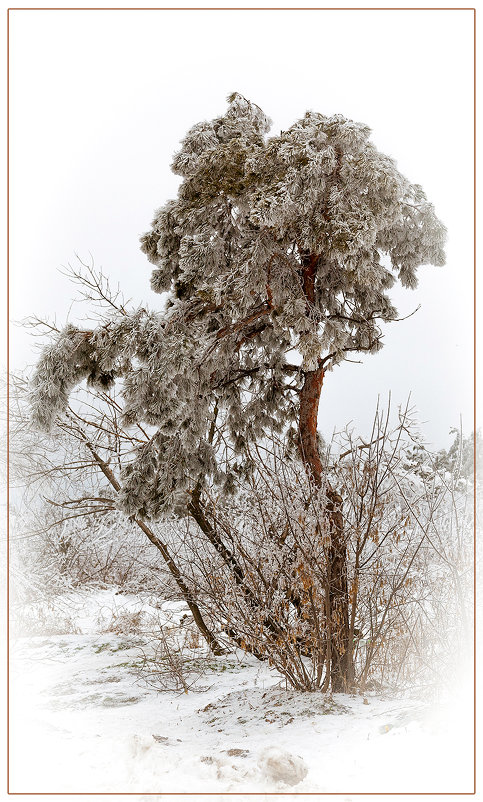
<box><xmin>6</xmin><ymin>2</ymin><xmax>10</xmax><ymax>796</ymax></box>
<box><xmin>5</xmin><ymin>6</ymin><xmax>479</xmax><ymax>10</ymax></box>
<box><xmin>473</xmin><ymin>5</ymin><xmax>477</xmax><ymax>797</ymax></box>
<box><xmin>0</xmin><ymin>790</ymin><xmax>471</xmax><ymax>795</ymax></box>
<box><xmin>6</xmin><ymin>5</ymin><xmax>477</xmax><ymax>798</ymax></box>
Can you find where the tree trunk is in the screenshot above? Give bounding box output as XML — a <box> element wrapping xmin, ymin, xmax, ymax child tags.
<box><xmin>72</xmin><ymin>419</ymin><xmax>224</xmax><ymax>656</ymax></box>
<box><xmin>298</xmin><ymin>362</ymin><xmax>325</xmax><ymax>487</ymax></box>
<box><xmin>298</xmin><ymin>256</ymin><xmax>353</xmax><ymax>692</ymax></box>
<box><xmin>188</xmin><ymin>491</ymin><xmax>286</xmax><ymax>641</ymax></box>
<box><xmin>326</xmin><ymin>488</ymin><xmax>351</xmax><ymax>692</ymax></box>
<box><xmin>133</xmin><ymin>516</ymin><xmax>224</xmax><ymax>656</ymax></box>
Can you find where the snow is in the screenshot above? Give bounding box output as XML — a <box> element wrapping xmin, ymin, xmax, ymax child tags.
<box><xmin>9</xmin><ymin>589</ymin><xmax>474</xmax><ymax>794</ymax></box>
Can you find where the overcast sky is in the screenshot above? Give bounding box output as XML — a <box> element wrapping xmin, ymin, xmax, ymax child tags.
<box><xmin>8</xmin><ymin>8</ymin><xmax>474</xmax><ymax>449</ymax></box>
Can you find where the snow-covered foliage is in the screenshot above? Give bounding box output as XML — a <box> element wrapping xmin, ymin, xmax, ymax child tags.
<box><xmin>30</xmin><ymin>93</ymin><xmax>446</xmax><ymax>520</ymax></box>
<box><xmin>11</xmin><ymin>510</ymin><xmax>174</xmax><ymax>606</ymax></box>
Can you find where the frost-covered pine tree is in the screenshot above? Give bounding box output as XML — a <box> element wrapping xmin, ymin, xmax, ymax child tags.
<box><xmin>31</xmin><ymin>94</ymin><xmax>446</xmax><ymax>689</ymax></box>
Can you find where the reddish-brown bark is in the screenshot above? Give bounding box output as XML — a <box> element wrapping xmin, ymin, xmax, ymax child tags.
<box><xmin>298</xmin><ymin>254</ymin><xmax>353</xmax><ymax>692</ymax></box>
<box><xmin>299</xmin><ymin>363</ymin><xmax>325</xmax><ymax>487</ymax></box>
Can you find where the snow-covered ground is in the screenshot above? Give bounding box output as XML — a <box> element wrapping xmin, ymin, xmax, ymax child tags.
<box><xmin>9</xmin><ymin>589</ymin><xmax>474</xmax><ymax>794</ymax></box>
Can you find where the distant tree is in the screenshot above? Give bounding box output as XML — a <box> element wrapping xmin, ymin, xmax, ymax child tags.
<box><xmin>436</xmin><ymin>428</ymin><xmax>481</xmax><ymax>480</ymax></box>
<box><xmin>30</xmin><ymin>94</ymin><xmax>446</xmax><ymax>690</ymax></box>
<box><xmin>402</xmin><ymin>425</ymin><xmax>480</xmax><ymax>487</ymax></box>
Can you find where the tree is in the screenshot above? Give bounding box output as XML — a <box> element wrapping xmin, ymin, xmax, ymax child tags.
<box><xmin>30</xmin><ymin>94</ymin><xmax>446</xmax><ymax>690</ymax></box>
<box><xmin>435</xmin><ymin>427</ymin><xmax>482</xmax><ymax>481</ymax></box>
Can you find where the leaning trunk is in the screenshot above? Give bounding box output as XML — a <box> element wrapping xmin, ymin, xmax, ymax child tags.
<box><xmin>73</xmin><ymin>419</ymin><xmax>224</xmax><ymax>656</ymax></box>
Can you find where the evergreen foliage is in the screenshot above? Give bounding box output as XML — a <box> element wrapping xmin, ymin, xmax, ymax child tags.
<box><xmin>436</xmin><ymin>428</ymin><xmax>481</xmax><ymax>479</ymax></box>
<box><xmin>31</xmin><ymin>93</ymin><xmax>446</xmax><ymax>522</ymax></box>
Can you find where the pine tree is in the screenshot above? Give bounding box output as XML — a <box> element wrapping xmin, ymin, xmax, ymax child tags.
<box><xmin>31</xmin><ymin>93</ymin><xmax>446</xmax><ymax>690</ymax></box>
<box><xmin>435</xmin><ymin>428</ymin><xmax>481</xmax><ymax>482</ymax></box>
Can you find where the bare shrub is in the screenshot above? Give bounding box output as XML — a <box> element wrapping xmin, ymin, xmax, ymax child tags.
<box><xmin>137</xmin><ymin>620</ymin><xmax>212</xmax><ymax>693</ymax></box>
<box><xmin>12</xmin><ymin>596</ymin><xmax>82</xmax><ymax>638</ymax></box>
<box><xmin>174</xmin><ymin>403</ymin><xmax>473</xmax><ymax>692</ymax></box>
<box><xmin>101</xmin><ymin>608</ymin><xmax>144</xmax><ymax>636</ymax></box>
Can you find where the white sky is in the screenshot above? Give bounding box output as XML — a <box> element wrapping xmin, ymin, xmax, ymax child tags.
<box><xmin>8</xmin><ymin>7</ymin><xmax>475</xmax><ymax>449</ymax></box>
